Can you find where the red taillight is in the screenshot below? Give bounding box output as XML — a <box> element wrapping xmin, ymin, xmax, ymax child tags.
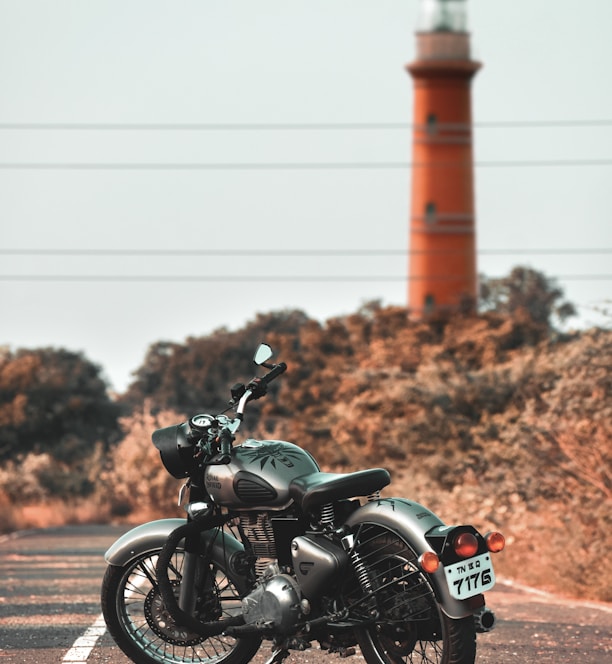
<box><xmin>453</xmin><ymin>532</ymin><xmax>479</xmax><ymax>558</ymax></box>
<box><xmin>418</xmin><ymin>551</ymin><xmax>440</xmax><ymax>573</ymax></box>
<box><xmin>485</xmin><ymin>531</ymin><xmax>506</xmax><ymax>553</ymax></box>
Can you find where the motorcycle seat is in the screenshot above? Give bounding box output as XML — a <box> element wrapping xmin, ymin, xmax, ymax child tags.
<box><xmin>288</xmin><ymin>468</ymin><xmax>391</xmax><ymax>513</ymax></box>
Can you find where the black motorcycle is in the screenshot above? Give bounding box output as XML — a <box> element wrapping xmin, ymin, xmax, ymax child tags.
<box><xmin>101</xmin><ymin>343</ymin><xmax>504</xmax><ymax>664</ymax></box>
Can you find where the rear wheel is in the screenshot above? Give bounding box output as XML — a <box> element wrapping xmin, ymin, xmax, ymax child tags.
<box><xmin>101</xmin><ymin>548</ymin><xmax>260</xmax><ymax>664</ymax></box>
<box><xmin>347</xmin><ymin>525</ymin><xmax>476</xmax><ymax>664</ymax></box>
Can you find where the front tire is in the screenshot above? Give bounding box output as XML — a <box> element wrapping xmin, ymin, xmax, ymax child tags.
<box><xmin>348</xmin><ymin>525</ymin><xmax>476</xmax><ymax>664</ymax></box>
<box><xmin>101</xmin><ymin>548</ymin><xmax>260</xmax><ymax>664</ymax></box>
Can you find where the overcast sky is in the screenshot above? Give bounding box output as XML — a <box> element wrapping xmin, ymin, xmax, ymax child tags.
<box><xmin>1</xmin><ymin>0</ymin><xmax>611</xmax><ymax>392</ymax></box>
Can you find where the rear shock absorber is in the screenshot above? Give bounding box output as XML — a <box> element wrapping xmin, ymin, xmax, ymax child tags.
<box><xmin>342</xmin><ymin>533</ymin><xmax>377</xmax><ymax>614</ymax></box>
<box><xmin>351</xmin><ymin>549</ymin><xmax>373</xmax><ymax>592</ymax></box>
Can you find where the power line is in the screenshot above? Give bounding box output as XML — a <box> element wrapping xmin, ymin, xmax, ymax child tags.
<box><xmin>0</xmin><ymin>275</ymin><xmax>427</xmax><ymax>283</ymax></box>
<box><xmin>2</xmin><ymin>248</ymin><xmax>612</xmax><ymax>257</ymax></box>
<box><xmin>479</xmin><ymin>248</ymin><xmax>612</xmax><ymax>256</ymax></box>
<box><xmin>0</xmin><ymin>120</ymin><xmax>611</xmax><ymax>131</ymax></box>
<box><xmin>2</xmin><ymin>274</ymin><xmax>611</xmax><ymax>283</ymax></box>
<box><xmin>0</xmin><ymin>159</ymin><xmax>611</xmax><ymax>171</ymax></box>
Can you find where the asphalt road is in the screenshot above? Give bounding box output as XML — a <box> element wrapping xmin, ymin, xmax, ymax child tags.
<box><xmin>0</xmin><ymin>525</ymin><xmax>610</xmax><ymax>663</ymax></box>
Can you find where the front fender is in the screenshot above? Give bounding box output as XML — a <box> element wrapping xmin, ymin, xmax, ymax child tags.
<box><xmin>104</xmin><ymin>518</ymin><xmax>247</xmax><ymax>586</ymax></box>
<box><xmin>345</xmin><ymin>498</ymin><xmax>472</xmax><ymax>619</ymax></box>
<box><xmin>105</xmin><ymin>519</ymin><xmax>186</xmax><ymax>565</ymax></box>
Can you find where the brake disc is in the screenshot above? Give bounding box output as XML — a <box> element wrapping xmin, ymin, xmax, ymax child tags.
<box><xmin>143</xmin><ymin>580</ymin><xmax>206</xmax><ymax>647</ymax></box>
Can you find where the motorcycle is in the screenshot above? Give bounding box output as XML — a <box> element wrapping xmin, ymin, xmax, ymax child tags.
<box><xmin>101</xmin><ymin>343</ymin><xmax>504</xmax><ymax>664</ymax></box>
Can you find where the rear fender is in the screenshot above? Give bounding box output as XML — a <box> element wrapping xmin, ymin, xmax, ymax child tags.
<box><xmin>104</xmin><ymin>518</ymin><xmax>247</xmax><ymax>587</ymax></box>
<box><xmin>345</xmin><ymin>498</ymin><xmax>473</xmax><ymax>619</ymax></box>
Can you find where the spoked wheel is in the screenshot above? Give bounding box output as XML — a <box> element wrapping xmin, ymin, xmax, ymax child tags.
<box><xmin>101</xmin><ymin>548</ymin><xmax>260</xmax><ymax>664</ymax></box>
<box><xmin>348</xmin><ymin>525</ymin><xmax>476</xmax><ymax>664</ymax></box>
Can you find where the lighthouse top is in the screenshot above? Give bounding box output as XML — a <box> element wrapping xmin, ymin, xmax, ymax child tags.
<box><xmin>418</xmin><ymin>0</ymin><xmax>468</xmax><ymax>33</ymax></box>
<box><xmin>411</xmin><ymin>0</ymin><xmax>476</xmax><ymax>62</ymax></box>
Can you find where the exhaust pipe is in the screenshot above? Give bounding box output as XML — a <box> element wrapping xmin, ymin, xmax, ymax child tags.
<box><xmin>473</xmin><ymin>607</ymin><xmax>496</xmax><ymax>633</ymax></box>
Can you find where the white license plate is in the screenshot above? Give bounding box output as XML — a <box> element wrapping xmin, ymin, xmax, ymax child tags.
<box><xmin>443</xmin><ymin>553</ymin><xmax>496</xmax><ymax>600</ymax></box>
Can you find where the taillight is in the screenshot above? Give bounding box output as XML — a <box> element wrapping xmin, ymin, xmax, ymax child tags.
<box><xmin>418</xmin><ymin>551</ymin><xmax>440</xmax><ymax>573</ymax></box>
<box><xmin>485</xmin><ymin>531</ymin><xmax>506</xmax><ymax>553</ymax></box>
<box><xmin>453</xmin><ymin>532</ymin><xmax>479</xmax><ymax>558</ymax></box>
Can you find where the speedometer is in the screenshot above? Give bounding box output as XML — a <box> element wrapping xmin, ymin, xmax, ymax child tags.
<box><xmin>189</xmin><ymin>414</ymin><xmax>214</xmax><ymax>431</ymax></box>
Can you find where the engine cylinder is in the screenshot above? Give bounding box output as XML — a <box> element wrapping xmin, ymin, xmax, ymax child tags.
<box><xmin>239</xmin><ymin>513</ymin><xmax>277</xmax><ymax>578</ymax></box>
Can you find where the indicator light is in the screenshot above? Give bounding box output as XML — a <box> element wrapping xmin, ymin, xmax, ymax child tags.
<box><xmin>418</xmin><ymin>551</ymin><xmax>440</xmax><ymax>573</ymax></box>
<box><xmin>485</xmin><ymin>531</ymin><xmax>505</xmax><ymax>553</ymax></box>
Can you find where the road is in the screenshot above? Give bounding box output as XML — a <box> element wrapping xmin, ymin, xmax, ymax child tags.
<box><xmin>0</xmin><ymin>525</ymin><xmax>610</xmax><ymax>663</ymax></box>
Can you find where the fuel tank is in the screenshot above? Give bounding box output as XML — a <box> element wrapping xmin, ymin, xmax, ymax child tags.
<box><xmin>204</xmin><ymin>439</ymin><xmax>319</xmax><ymax>509</ymax></box>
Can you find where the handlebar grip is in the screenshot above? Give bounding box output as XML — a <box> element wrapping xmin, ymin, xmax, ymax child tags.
<box><xmin>217</xmin><ymin>428</ymin><xmax>233</xmax><ymax>464</ymax></box>
<box><xmin>261</xmin><ymin>362</ymin><xmax>287</xmax><ymax>385</ymax></box>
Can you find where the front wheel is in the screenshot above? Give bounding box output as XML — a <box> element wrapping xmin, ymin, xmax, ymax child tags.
<box><xmin>101</xmin><ymin>547</ymin><xmax>260</xmax><ymax>664</ymax></box>
<box><xmin>347</xmin><ymin>525</ymin><xmax>476</xmax><ymax>664</ymax></box>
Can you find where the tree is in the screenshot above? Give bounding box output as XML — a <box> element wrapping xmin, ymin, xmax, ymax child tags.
<box><xmin>0</xmin><ymin>347</ymin><xmax>121</xmax><ymax>464</ymax></box>
<box><xmin>121</xmin><ymin>309</ymin><xmax>311</xmax><ymax>412</ymax></box>
<box><xmin>479</xmin><ymin>266</ymin><xmax>576</xmax><ymax>329</ymax></box>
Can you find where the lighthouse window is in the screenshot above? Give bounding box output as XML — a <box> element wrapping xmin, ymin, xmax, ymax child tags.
<box><xmin>425</xmin><ymin>202</ymin><xmax>437</xmax><ymax>223</ymax></box>
<box><xmin>426</xmin><ymin>113</ymin><xmax>438</xmax><ymax>134</ymax></box>
<box><xmin>424</xmin><ymin>294</ymin><xmax>435</xmax><ymax>312</ymax></box>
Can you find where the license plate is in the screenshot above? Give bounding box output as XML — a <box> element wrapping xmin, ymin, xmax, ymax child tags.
<box><xmin>443</xmin><ymin>553</ymin><xmax>496</xmax><ymax>600</ymax></box>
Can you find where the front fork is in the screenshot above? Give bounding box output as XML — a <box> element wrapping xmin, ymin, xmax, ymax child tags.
<box><xmin>176</xmin><ymin>483</ymin><xmax>215</xmax><ymax>614</ymax></box>
<box><xmin>177</xmin><ymin>531</ymin><xmax>207</xmax><ymax>614</ymax></box>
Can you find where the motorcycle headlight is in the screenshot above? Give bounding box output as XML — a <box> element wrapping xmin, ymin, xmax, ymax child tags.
<box><xmin>152</xmin><ymin>422</ymin><xmax>197</xmax><ymax>478</ymax></box>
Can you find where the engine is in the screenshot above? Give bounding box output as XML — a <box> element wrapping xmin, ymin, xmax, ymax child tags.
<box><xmin>238</xmin><ymin>512</ymin><xmax>350</xmax><ymax>634</ymax></box>
<box><xmin>241</xmin><ymin>563</ymin><xmax>308</xmax><ymax>633</ymax></box>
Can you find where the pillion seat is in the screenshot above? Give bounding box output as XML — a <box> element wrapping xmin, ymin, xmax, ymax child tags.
<box><xmin>289</xmin><ymin>468</ymin><xmax>391</xmax><ymax>514</ymax></box>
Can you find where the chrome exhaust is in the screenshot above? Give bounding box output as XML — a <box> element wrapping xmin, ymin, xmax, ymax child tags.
<box><xmin>473</xmin><ymin>607</ymin><xmax>496</xmax><ymax>633</ymax></box>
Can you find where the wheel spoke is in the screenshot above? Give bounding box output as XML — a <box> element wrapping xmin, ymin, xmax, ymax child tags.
<box><xmin>108</xmin><ymin>549</ymin><xmax>255</xmax><ymax>663</ymax></box>
<box><xmin>350</xmin><ymin>525</ymin><xmax>475</xmax><ymax>664</ymax></box>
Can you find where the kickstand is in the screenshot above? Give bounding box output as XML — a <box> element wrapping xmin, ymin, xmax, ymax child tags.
<box><xmin>264</xmin><ymin>647</ymin><xmax>290</xmax><ymax>664</ymax></box>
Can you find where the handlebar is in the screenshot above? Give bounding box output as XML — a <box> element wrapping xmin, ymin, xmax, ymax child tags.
<box><xmin>237</xmin><ymin>362</ymin><xmax>287</xmax><ymax>415</ymax></box>
<box><xmin>199</xmin><ymin>360</ymin><xmax>288</xmax><ymax>464</ymax></box>
<box><xmin>260</xmin><ymin>361</ymin><xmax>287</xmax><ymax>386</ymax></box>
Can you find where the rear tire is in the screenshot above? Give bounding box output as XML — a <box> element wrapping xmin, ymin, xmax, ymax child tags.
<box><xmin>348</xmin><ymin>525</ymin><xmax>476</xmax><ymax>664</ymax></box>
<box><xmin>101</xmin><ymin>548</ymin><xmax>260</xmax><ymax>664</ymax></box>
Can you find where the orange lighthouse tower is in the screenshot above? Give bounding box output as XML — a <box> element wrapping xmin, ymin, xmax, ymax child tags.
<box><xmin>407</xmin><ymin>0</ymin><xmax>481</xmax><ymax>315</ymax></box>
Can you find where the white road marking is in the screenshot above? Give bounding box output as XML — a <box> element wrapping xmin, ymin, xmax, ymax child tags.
<box><xmin>62</xmin><ymin>614</ymin><xmax>106</xmax><ymax>662</ymax></box>
<box><xmin>497</xmin><ymin>577</ymin><xmax>612</xmax><ymax>615</ymax></box>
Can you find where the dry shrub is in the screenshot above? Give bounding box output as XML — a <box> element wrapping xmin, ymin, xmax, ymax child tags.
<box><xmin>0</xmin><ymin>489</ymin><xmax>18</xmax><ymax>532</ymax></box>
<box><xmin>0</xmin><ymin>490</ymin><xmax>112</xmax><ymax>534</ymax></box>
<box><xmin>2</xmin><ymin>312</ymin><xmax>611</xmax><ymax>602</ymax></box>
<box><xmin>0</xmin><ymin>452</ymin><xmax>55</xmax><ymax>502</ymax></box>
<box><xmin>548</xmin><ymin>420</ymin><xmax>612</xmax><ymax>501</ymax></box>
<box><xmin>96</xmin><ymin>404</ymin><xmax>185</xmax><ymax>522</ymax></box>
<box><xmin>0</xmin><ymin>449</ymin><xmax>112</xmax><ymax>533</ymax></box>
<box><xmin>261</xmin><ymin>319</ymin><xmax>612</xmax><ymax>601</ymax></box>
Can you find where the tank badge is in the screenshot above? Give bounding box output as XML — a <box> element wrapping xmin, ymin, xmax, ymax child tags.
<box><xmin>242</xmin><ymin>443</ymin><xmax>300</xmax><ymax>469</ymax></box>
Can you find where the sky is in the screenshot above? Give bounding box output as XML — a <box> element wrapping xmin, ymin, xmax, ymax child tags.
<box><xmin>1</xmin><ymin>0</ymin><xmax>611</xmax><ymax>393</ymax></box>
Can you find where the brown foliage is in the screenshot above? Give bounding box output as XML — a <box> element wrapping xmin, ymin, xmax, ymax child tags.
<box><xmin>0</xmin><ymin>347</ymin><xmax>121</xmax><ymax>465</ymax></box>
<box><xmin>245</xmin><ymin>310</ymin><xmax>612</xmax><ymax>601</ymax></box>
<box><xmin>1</xmin><ymin>302</ymin><xmax>610</xmax><ymax>602</ymax></box>
<box><xmin>96</xmin><ymin>404</ymin><xmax>186</xmax><ymax>521</ymax></box>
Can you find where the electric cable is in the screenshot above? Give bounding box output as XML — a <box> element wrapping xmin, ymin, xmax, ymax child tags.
<box><xmin>0</xmin><ymin>159</ymin><xmax>610</xmax><ymax>170</ymax></box>
<box><xmin>0</xmin><ymin>119</ymin><xmax>611</xmax><ymax>131</ymax></box>
<box><xmin>1</xmin><ymin>248</ymin><xmax>612</xmax><ymax>257</ymax></box>
<box><xmin>1</xmin><ymin>274</ymin><xmax>611</xmax><ymax>283</ymax></box>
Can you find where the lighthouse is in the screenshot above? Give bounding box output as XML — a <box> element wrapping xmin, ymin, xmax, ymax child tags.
<box><xmin>406</xmin><ymin>0</ymin><xmax>481</xmax><ymax>315</ymax></box>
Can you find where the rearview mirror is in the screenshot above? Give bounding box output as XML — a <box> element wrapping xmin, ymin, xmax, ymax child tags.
<box><xmin>253</xmin><ymin>343</ymin><xmax>274</xmax><ymax>366</ymax></box>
